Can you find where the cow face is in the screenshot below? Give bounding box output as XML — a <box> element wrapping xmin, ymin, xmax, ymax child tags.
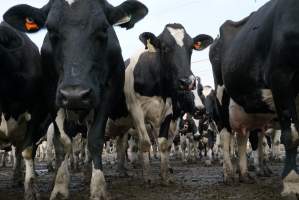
<box><xmin>139</xmin><ymin>24</ymin><xmax>213</xmax><ymax>93</ymax></box>
<box><xmin>4</xmin><ymin>0</ymin><xmax>148</xmax><ymax>111</ymax></box>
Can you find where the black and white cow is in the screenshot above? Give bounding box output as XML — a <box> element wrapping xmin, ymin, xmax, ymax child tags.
<box><xmin>4</xmin><ymin>0</ymin><xmax>148</xmax><ymax>199</ymax></box>
<box><xmin>0</xmin><ymin>21</ymin><xmax>50</xmax><ymax>199</ymax></box>
<box><xmin>209</xmin><ymin>0</ymin><xmax>299</xmax><ymax>196</ymax></box>
<box><xmin>106</xmin><ymin>23</ymin><xmax>213</xmax><ymax>184</ymax></box>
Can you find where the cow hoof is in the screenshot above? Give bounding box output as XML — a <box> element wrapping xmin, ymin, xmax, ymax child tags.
<box><xmin>223</xmin><ymin>177</ymin><xmax>235</xmax><ymax>186</ymax></box>
<box><xmin>239</xmin><ymin>173</ymin><xmax>256</xmax><ymax>184</ymax></box>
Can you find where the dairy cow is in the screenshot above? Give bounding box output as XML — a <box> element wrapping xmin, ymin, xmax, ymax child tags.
<box><xmin>106</xmin><ymin>23</ymin><xmax>213</xmax><ymax>183</ymax></box>
<box><xmin>209</xmin><ymin>0</ymin><xmax>299</xmax><ymax>196</ymax></box>
<box><xmin>0</xmin><ymin>21</ymin><xmax>50</xmax><ymax>199</ymax></box>
<box><xmin>4</xmin><ymin>0</ymin><xmax>148</xmax><ymax>199</ymax></box>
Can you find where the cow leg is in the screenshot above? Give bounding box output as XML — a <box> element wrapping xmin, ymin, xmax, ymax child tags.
<box><xmin>12</xmin><ymin>146</ymin><xmax>23</xmax><ymax>187</ymax></box>
<box><xmin>88</xmin><ymin>110</ymin><xmax>108</xmax><ymax>200</ymax></box>
<box><xmin>270</xmin><ymin>83</ymin><xmax>299</xmax><ymax>196</ymax></box>
<box><xmin>0</xmin><ymin>150</ymin><xmax>5</xmax><ymax>167</ymax></box>
<box><xmin>46</xmin><ymin>124</ymin><xmax>56</xmax><ymax>172</ymax></box>
<box><xmin>256</xmin><ymin>134</ymin><xmax>273</xmax><ymax>177</ymax></box>
<box><xmin>237</xmin><ymin>132</ymin><xmax>254</xmax><ymax>183</ymax></box>
<box><xmin>50</xmin><ymin>110</ymin><xmax>72</xmax><ymax>200</ymax></box>
<box><xmin>129</xmin><ymin>105</ymin><xmax>152</xmax><ymax>183</ymax></box>
<box><xmin>220</xmin><ymin>128</ymin><xmax>235</xmax><ymax>185</ymax></box>
<box><xmin>116</xmin><ymin>133</ymin><xmax>129</xmax><ymax>177</ymax></box>
<box><xmin>180</xmin><ymin>134</ymin><xmax>187</xmax><ymax>163</ymax></box>
<box><xmin>158</xmin><ymin>115</ymin><xmax>174</xmax><ymax>185</ymax></box>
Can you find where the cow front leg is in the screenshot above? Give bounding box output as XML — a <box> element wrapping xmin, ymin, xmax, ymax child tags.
<box><xmin>158</xmin><ymin>115</ymin><xmax>174</xmax><ymax>185</ymax></box>
<box><xmin>88</xmin><ymin>110</ymin><xmax>108</xmax><ymax>200</ymax></box>
<box><xmin>22</xmin><ymin>147</ymin><xmax>40</xmax><ymax>200</ymax></box>
<box><xmin>12</xmin><ymin>146</ymin><xmax>23</xmax><ymax>187</ymax></box>
<box><xmin>50</xmin><ymin>110</ymin><xmax>72</xmax><ymax>200</ymax></box>
<box><xmin>129</xmin><ymin>105</ymin><xmax>151</xmax><ymax>183</ymax></box>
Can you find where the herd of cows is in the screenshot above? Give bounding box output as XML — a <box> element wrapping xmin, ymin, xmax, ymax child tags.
<box><xmin>0</xmin><ymin>0</ymin><xmax>298</xmax><ymax>199</ymax></box>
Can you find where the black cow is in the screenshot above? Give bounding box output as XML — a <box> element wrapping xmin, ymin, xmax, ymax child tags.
<box><xmin>4</xmin><ymin>0</ymin><xmax>148</xmax><ymax>199</ymax></box>
<box><xmin>0</xmin><ymin>22</ymin><xmax>50</xmax><ymax>199</ymax></box>
<box><xmin>209</xmin><ymin>0</ymin><xmax>299</xmax><ymax>196</ymax></box>
<box><xmin>115</xmin><ymin>23</ymin><xmax>213</xmax><ymax>183</ymax></box>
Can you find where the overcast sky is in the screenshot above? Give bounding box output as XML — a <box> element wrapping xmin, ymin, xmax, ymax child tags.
<box><xmin>1</xmin><ymin>0</ymin><xmax>269</xmax><ymax>87</ymax></box>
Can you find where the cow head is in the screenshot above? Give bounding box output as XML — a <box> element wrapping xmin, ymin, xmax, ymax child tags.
<box><xmin>4</xmin><ymin>0</ymin><xmax>148</xmax><ymax>111</ymax></box>
<box><xmin>139</xmin><ymin>23</ymin><xmax>213</xmax><ymax>94</ymax></box>
<box><xmin>192</xmin><ymin>77</ymin><xmax>206</xmax><ymax>119</ymax></box>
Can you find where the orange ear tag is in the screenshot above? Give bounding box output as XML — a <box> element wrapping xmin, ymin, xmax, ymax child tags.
<box><xmin>25</xmin><ymin>17</ymin><xmax>39</xmax><ymax>31</ymax></box>
<box><xmin>194</xmin><ymin>41</ymin><xmax>202</xmax><ymax>50</ymax></box>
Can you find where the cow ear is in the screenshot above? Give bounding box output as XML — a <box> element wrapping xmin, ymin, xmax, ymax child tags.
<box><xmin>108</xmin><ymin>0</ymin><xmax>148</xmax><ymax>29</ymax></box>
<box><xmin>3</xmin><ymin>4</ymin><xmax>47</xmax><ymax>33</ymax></box>
<box><xmin>139</xmin><ymin>32</ymin><xmax>160</xmax><ymax>52</ymax></box>
<box><xmin>193</xmin><ymin>34</ymin><xmax>214</xmax><ymax>51</ymax></box>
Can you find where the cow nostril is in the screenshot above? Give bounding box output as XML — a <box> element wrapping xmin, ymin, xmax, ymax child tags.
<box><xmin>79</xmin><ymin>88</ymin><xmax>92</xmax><ymax>100</ymax></box>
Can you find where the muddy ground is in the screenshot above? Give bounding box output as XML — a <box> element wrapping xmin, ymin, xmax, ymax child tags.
<box><xmin>0</xmin><ymin>158</ymin><xmax>295</xmax><ymax>200</ymax></box>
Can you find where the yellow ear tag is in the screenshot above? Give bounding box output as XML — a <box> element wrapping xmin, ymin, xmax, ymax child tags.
<box><xmin>194</xmin><ymin>41</ymin><xmax>202</xmax><ymax>50</ymax></box>
<box><xmin>25</xmin><ymin>17</ymin><xmax>39</xmax><ymax>31</ymax></box>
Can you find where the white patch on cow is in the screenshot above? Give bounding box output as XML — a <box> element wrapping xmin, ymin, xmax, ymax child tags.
<box><xmin>290</xmin><ymin>123</ymin><xmax>299</xmax><ymax>142</ymax></box>
<box><xmin>65</xmin><ymin>0</ymin><xmax>76</xmax><ymax>5</ymax></box>
<box><xmin>167</xmin><ymin>27</ymin><xmax>185</xmax><ymax>47</ymax></box>
<box><xmin>202</xmin><ymin>86</ymin><xmax>213</xmax><ymax>97</ymax></box>
<box><xmin>261</xmin><ymin>89</ymin><xmax>276</xmax><ymax>111</ymax></box>
<box><xmin>281</xmin><ymin>170</ymin><xmax>299</xmax><ymax>196</ymax></box>
<box><xmin>50</xmin><ymin>160</ymin><xmax>70</xmax><ymax>200</ymax></box>
<box><xmin>90</xmin><ymin>165</ymin><xmax>107</xmax><ymax>200</ymax></box>
<box><xmin>216</xmin><ymin>85</ymin><xmax>225</xmax><ymax>105</ymax></box>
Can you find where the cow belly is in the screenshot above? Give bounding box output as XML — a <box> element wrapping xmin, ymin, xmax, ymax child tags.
<box><xmin>229</xmin><ymin>99</ymin><xmax>275</xmax><ymax>135</ymax></box>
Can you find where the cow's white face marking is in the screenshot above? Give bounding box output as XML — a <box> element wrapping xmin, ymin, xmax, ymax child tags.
<box><xmin>167</xmin><ymin>27</ymin><xmax>185</xmax><ymax>47</ymax></box>
<box><xmin>65</xmin><ymin>0</ymin><xmax>76</xmax><ymax>5</ymax></box>
<box><xmin>216</xmin><ymin>85</ymin><xmax>225</xmax><ymax>105</ymax></box>
<box><xmin>261</xmin><ymin>89</ymin><xmax>275</xmax><ymax>111</ymax></box>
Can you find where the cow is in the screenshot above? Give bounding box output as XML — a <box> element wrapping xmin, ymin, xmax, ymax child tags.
<box><xmin>3</xmin><ymin>0</ymin><xmax>148</xmax><ymax>199</ymax></box>
<box><xmin>209</xmin><ymin>0</ymin><xmax>299</xmax><ymax>196</ymax></box>
<box><xmin>106</xmin><ymin>23</ymin><xmax>213</xmax><ymax>184</ymax></box>
<box><xmin>0</xmin><ymin>21</ymin><xmax>50</xmax><ymax>199</ymax></box>
<box><xmin>179</xmin><ymin>113</ymin><xmax>199</xmax><ymax>163</ymax></box>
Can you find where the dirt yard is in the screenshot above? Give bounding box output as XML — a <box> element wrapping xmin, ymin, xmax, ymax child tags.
<box><xmin>0</xmin><ymin>158</ymin><xmax>296</xmax><ymax>200</ymax></box>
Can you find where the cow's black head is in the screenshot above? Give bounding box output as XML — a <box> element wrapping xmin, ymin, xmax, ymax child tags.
<box><xmin>139</xmin><ymin>23</ymin><xmax>213</xmax><ymax>94</ymax></box>
<box><xmin>4</xmin><ymin>0</ymin><xmax>148</xmax><ymax>111</ymax></box>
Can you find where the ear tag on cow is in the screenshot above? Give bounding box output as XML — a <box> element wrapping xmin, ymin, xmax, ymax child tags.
<box><xmin>193</xmin><ymin>41</ymin><xmax>202</xmax><ymax>50</ymax></box>
<box><xmin>146</xmin><ymin>39</ymin><xmax>156</xmax><ymax>52</ymax></box>
<box><xmin>114</xmin><ymin>15</ymin><xmax>132</xmax><ymax>26</ymax></box>
<box><xmin>25</xmin><ymin>17</ymin><xmax>39</xmax><ymax>31</ymax></box>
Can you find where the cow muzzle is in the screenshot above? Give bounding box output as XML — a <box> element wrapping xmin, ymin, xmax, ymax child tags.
<box><xmin>58</xmin><ymin>85</ymin><xmax>93</xmax><ymax>110</ymax></box>
<box><xmin>179</xmin><ymin>75</ymin><xmax>196</xmax><ymax>91</ymax></box>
